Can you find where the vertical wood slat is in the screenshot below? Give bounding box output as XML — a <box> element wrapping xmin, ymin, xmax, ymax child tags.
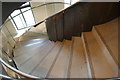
<box><xmin>55</xmin><ymin>12</ymin><xmax>64</xmax><ymax>41</ymax></box>
<box><xmin>72</xmin><ymin>4</ymin><xmax>82</xmax><ymax>36</ymax></box>
<box><xmin>80</xmin><ymin>3</ymin><xmax>93</xmax><ymax>32</ymax></box>
<box><xmin>64</xmin><ymin>8</ymin><xmax>74</xmax><ymax>40</ymax></box>
<box><xmin>46</xmin><ymin>17</ymin><xmax>57</xmax><ymax>41</ymax></box>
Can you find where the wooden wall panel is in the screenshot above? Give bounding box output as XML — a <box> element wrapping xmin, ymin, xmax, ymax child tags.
<box><xmin>82</xmin><ymin>3</ymin><xmax>93</xmax><ymax>32</ymax></box>
<box><xmin>55</xmin><ymin>12</ymin><xmax>64</xmax><ymax>41</ymax></box>
<box><xmin>45</xmin><ymin>2</ymin><xmax>119</xmax><ymax>41</ymax></box>
<box><xmin>64</xmin><ymin>8</ymin><xmax>74</xmax><ymax>40</ymax></box>
<box><xmin>46</xmin><ymin>17</ymin><xmax>57</xmax><ymax>41</ymax></box>
<box><xmin>72</xmin><ymin>4</ymin><xmax>82</xmax><ymax>36</ymax></box>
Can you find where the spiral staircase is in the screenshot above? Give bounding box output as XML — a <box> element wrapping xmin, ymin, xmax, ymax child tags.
<box><xmin>0</xmin><ymin>1</ymin><xmax>119</xmax><ymax>80</ymax></box>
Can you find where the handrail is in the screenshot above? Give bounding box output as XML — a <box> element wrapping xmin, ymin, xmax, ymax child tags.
<box><xmin>34</xmin><ymin>20</ymin><xmax>45</xmax><ymax>27</ymax></box>
<box><xmin>0</xmin><ymin>58</ymin><xmax>43</xmax><ymax>80</ymax></box>
<box><xmin>0</xmin><ymin>74</ymin><xmax>16</xmax><ymax>80</ymax></box>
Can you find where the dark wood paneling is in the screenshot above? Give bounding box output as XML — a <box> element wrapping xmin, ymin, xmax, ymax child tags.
<box><xmin>102</xmin><ymin>2</ymin><xmax>119</xmax><ymax>24</ymax></box>
<box><xmin>72</xmin><ymin>4</ymin><xmax>82</xmax><ymax>36</ymax></box>
<box><xmin>45</xmin><ymin>2</ymin><xmax>119</xmax><ymax>41</ymax></box>
<box><xmin>78</xmin><ymin>3</ymin><xmax>91</xmax><ymax>32</ymax></box>
<box><xmin>64</xmin><ymin>8</ymin><xmax>74</xmax><ymax>40</ymax></box>
<box><xmin>85</xmin><ymin>2</ymin><xmax>119</xmax><ymax>26</ymax></box>
<box><xmin>46</xmin><ymin>17</ymin><xmax>57</xmax><ymax>41</ymax></box>
<box><xmin>82</xmin><ymin>3</ymin><xmax>93</xmax><ymax>32</ymax></box>
<box><xmin>55</xmin><ymin>12</ymin><xmax>64</xmax><ymax>41</ymax></box>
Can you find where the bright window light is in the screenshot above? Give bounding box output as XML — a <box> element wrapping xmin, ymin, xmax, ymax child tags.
<box><xmin>21</xmin><ymin>7</ymin><xmax>35</xmax><ymax>26</ymax></box>
<box><xmin>71</xmin><ymin>0</ymin><xmax>79</xmax><ymax>4</ymax></box>
<box><xmin>64</xmin><ymin>0</ymin><xmax>71</xmax><ymax>8</ymax></box>
<box><xmin>11</xmin><ymin>10</ymin><xmax>21</xmax><ymax>17</ymax></box>
<box><xmin>10</xmin><ymin>6</ymin><xmax>35</xmax><ymax>30</ymax></box>
<box><xmin>21</xmin><ymin>2</ymin><xmax>30</xmax><ymax>7</ymax></box>
<box><xmin>13</xmin><ymin>14</ymin><xmax>26</xmax><ymax>29</ymax></box>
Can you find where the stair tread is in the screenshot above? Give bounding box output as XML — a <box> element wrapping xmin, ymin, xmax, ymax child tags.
<box><xmin>30</xmin><ymin>42</ymin><xmax>63</xmax><ymax>77</ymax></box>
<box><xmin>14</xmin><ymin>41</ymin><xmax>51</xmax><ymax>66</ymax></box>
<box><xmin>48</xmin><ymin>40</ymin><xmax>72</xmax><ymax>78</ymax></box>
<box><xmin>14</xmin><ymin>39</ymin><xmax>48</xmax><ymax>57</ymax></box>
<box><xmin>19</xmin><ymin>33</ymin><xmax>48</xmax><ymax>41</ymax></box>
<box><xmin>95</xmin><ymin>18</ymin><xmax>118</xmax><ymax>62</ymax></box>
<box><xmin>16</xmin><ymin>38</ymin><xmax>48</xmax><ymax>47</ymax></box>
<box><xmin>18</xmin><ymin>41</ymin><xmax>55</xmax><ymax>74</ymax></box>
<box><xmin>84</xmin><ymin>32</ymin><xmax>118</xmax><ymax>78</ymax></box>
<box><xmin>69</xmin><ymin>37</ymin><xmax>89</xmax><ymax>78</ymax></box>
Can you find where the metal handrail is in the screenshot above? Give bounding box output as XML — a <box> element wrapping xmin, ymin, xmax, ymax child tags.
<box><xmin>0</xmin><ymin>74</ymin><xmax>17</xmax><ymax>80</ymax></box>
<box><xmin>0</xmin><ymin>58</ymin><xmax>43</xmax><ymax>80</ymax></box>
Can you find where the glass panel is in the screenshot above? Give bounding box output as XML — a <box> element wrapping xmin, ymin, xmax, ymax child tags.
<box><xmin>32</xmin><ymin>5</ymin><xmax>47</xmax><ymax>23</ymax></box>
<box><xmin>46</xmin><ymin>4</ymin><xmax>55</xmax><ymax>17</ymax></box>
<box><xmin>2</xmin><ymin>50</ymin><xmax>10</xmax><ymax>64</ymax></box>
<box><xmin>1</xmin><ymin>26</ymin><xmax>15</xmax><ymax>48</ymax></box>
<box><xmin>54</xmin><ymin>3</ymin><xmax>64</xmax><ymax>13</ymax></box>
<box><xmin>2</xmin><ymin>65</ymin><xmax>19</xmax><ymax>78</ymax></box>
<box><xmin>5</xmin><ymin>20</ymin><xmax>17</xmax><ymax>37</ymax></box>
<box><xmin>10</xmin><ymin>18</ymin><xmax>18</xmax><ymax>30</ymax></box>
<box><xmin>11</xmin><ymin>10</ymin><xmax>21</xmax><ymax>17</ymax></box>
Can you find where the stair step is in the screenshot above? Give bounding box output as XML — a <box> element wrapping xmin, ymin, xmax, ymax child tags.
<box><xmin>92</xmin><ymin>27</ymin><xmax>118</xmax><ymax>68</ymax></box>
<box><xmin>13</xmin><ymin>17</ymin><xmax>118</xmax><ymax>78</ymax></box>
<box><xmin>17</xmin><ymin>38</ymin><xmax>48</xmax><ymax>47</ymax></box>
<box><xmin>30</xmin><ymin>42</ymin><xmax>63</xmax><ymax>77</ymax></box>
<box><xmin>47</xmin><ymin>40</ymin><xmax>72</xmax><ymax>78</ymax></box>
<box><xmin>93</xmin><ymin>18</ymin><xmax>118</xmax><ymax>63</ymax></box>
<box><xmin>19</xmin><ymin>33</ymin><xmax>48</xmax><ymax>41</ymax></box>
<box><xmin>14</xmin><ymin>40</ymin><xmax>51</xmax><ymax>67</ymax></box>
<box><xmin>69</xmin><ymin>37</ymin><xmax>89</xmax><ymax>78</ymax></box>
<box><xmin>83</xmin><ymin>32</ymin><xmax>118</xmax><ymax>78</ymax></box>
<box><xmin>18</xmin><ymin>41</ymin><xmax>55</xmax><ymax>74</ymax></box>
<box><xmin>14</xmin><ymin>39</ymin><xmax>48</xmax><ymax>57</ymax></box>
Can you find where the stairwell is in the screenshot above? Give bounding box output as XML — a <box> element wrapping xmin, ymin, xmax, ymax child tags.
<box><xmin>13</xmin><ymin>17</ymin><xmax>119</xmax><ymax>78</ymax></box>
<box><xmin>1</xmin><ymin>2</ymin><xmax>119</xmax><ymax>80</ymax></box>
